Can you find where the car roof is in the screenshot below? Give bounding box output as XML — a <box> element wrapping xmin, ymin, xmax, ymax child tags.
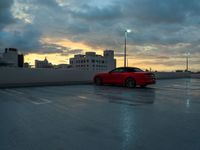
<box><xmin>115</xmin><ymin>67</ymin><xmax>140</xmax><ymax>69</ymax></box>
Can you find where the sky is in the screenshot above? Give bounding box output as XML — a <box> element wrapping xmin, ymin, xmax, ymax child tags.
<box><xmin>0</xmin><ymin>0</ymin><xmax>200</xmax><ymax>71</ymax></box>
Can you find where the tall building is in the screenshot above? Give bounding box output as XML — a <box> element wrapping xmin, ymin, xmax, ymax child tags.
<box><xmin>69</xmin><ymin>50</ymin><xmax>116</xmax><ymax>71</ymax></box>
<box><xmin>35</xmin><ymin>57</ymin><xmax>53</xmax><ymax>68</ymax></box>
<box><xmin>0</xmin><ymin>52</ymin><xmax>7</xmax><ymax>67</ymax></box>
<box><xmin>3</xmin><ymin>48</ymin><xmax>18</xmax><ymax>67</ymax></box>
<box><xmin>0</xmin><ymin>48</ymin><xmax>24</xmax><ymax>67</ymax></box>
<box><xmin>18</xmin><ymin>54</ymin><xmax>24</xmax><ymax>68</ymax></box>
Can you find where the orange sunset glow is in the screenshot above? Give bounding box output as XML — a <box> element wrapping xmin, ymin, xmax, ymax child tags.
<box><xmin>24</xmin><ymin>37</ymin><xmax>195</xmax><ymax>71</ymax></box>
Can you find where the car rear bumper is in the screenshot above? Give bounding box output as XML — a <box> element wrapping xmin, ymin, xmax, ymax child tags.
<box><xmin>140</xmin><ymin>79</ymin><xmax>156</xmax><ymax>85</ymax></box>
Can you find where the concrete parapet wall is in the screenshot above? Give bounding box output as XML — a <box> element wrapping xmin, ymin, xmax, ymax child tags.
<box><xmin>154</xmin><ymin>72</ymin><xmax>190</xmax><ymax>79</ymax></box>
<box><xmin>191</xmin><ymin>74</ymin><xmax>200</xmax><ymax>79</ymax></box>
<box><xmin>0</xmin><ymin>68</ymin><xmax>195</xmax><ymax>88</ymax></box>
<box><xmin>0</xmin><ymin>68</ymin><xmax>96</xmax><ymax>88</ymax></box>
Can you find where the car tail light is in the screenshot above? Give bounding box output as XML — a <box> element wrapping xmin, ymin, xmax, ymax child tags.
<box><xmin>144</xmin><ymin>73</ymin><xmax>156</xmax><ymax>79</ymax></box>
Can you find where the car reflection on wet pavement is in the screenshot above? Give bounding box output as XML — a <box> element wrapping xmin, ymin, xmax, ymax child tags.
<box><xmin>0</xmin><ymin>78</ymin><xmax>200</xmax><ymax>150</ymax></box>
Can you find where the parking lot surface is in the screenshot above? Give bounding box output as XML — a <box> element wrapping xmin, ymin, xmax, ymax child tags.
<box><xmin>0</xmin><ymin>78</ymin><xmax>200</xmax><ymax>150</ymax></box>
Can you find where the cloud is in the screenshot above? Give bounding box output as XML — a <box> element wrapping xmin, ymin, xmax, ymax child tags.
<box><xmin>0</xmin><ymin>0</ymin><xmax>199</xmax><ymax>71</ymax></box>
<box><xmin>124</xmin><ymin>0</ymin><xmax>200</xmax><ymax>24</ymax></box>
<box><xmin>0</xmin><ymin>24</ymin><xmax>42</xmax><ymax>53</ymax></box>
<box><xmin>0</xmin><ymin>0</ymin><xmax>15</xmax><ymax>29</ymax></box>
<box><xmin>60</xmin><ymin>49</ymin><xmax>84</xmax><ymax>56</ymax></box>
<box><xmin>115</xmin><ymin>53</ymin><xmax>131</xmax><ymax>57</ymax></box>
<box><xmin>41</xmin><ymin>43</ymin><xmax>69</xmax><ymax>54</ymax></box>
<box><xmin>69</xmin><ymin>3</ymin><xmax>123</xmax><ymax>21</ymax></box>
<box><xmin>132</xmin><ymin>57</ymin><xmax>200</xmax><ymax>67</ymax></box>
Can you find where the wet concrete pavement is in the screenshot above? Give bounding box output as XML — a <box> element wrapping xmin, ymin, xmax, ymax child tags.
<box><xmin>0</xmin><ymin>78</ymin><xmax>200</xmax><ymax>150</ymax></box>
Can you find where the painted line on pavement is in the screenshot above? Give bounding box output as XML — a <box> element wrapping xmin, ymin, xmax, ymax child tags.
<box><xmin>28</xmin><ymin>98</ymin><xmax>52</xmax><ymax>105</ymax></box>
<box><xmin>78</xmin><ymin>96</ymin><xmax>88</xmax><ymax>99</ymax></box>
<box><xmin>1</xmin><ymin>89</ymin><xmax>52</xmax><ymax>105</ymax></box>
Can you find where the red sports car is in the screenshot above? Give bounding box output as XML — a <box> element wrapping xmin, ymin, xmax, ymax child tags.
<box><xmin>94</xmin><ymin>67</ymin><xmax>156</xmax><ymax>88</ymax></box>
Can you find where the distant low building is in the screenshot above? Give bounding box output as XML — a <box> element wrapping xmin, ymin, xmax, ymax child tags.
<box><xmin>69</xmin><ymin>50</ymin><xmax>116</xmax><ymax>71</ymax></box>
<box><xmin>176</xmin><ymin>70</ymin><xmax>184</xmax><ymax>72</ymax></box>
<box><xmin>23</xmin><ymin>62</ymin><xmax>31</xmax><ymax>68</ymax></box>
<box><xmin>35</xmin><ymin>57</ymin><xmax>53</xmax><ymax>68</ymax></box>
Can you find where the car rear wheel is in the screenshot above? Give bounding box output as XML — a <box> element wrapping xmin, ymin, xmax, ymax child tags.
<box><xmin>140</xmin><ymin>85</ymin><xmax>147</xmax><ymax>88</ymax></box>
<box><xmin>94</xmin><ymin>77</ymin><xmax>102</xmax><ymax>85</ymax></box>
<box><xmin>125</xmin><ymin>78</ymin><xmax>136</xmax><ymax>88</ymax></box>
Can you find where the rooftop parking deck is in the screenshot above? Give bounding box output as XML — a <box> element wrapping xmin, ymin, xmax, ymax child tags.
<box><xmin>0</xmin><ymin>78</ymin><xmax>200</xmax><ymax>150</ymax></box>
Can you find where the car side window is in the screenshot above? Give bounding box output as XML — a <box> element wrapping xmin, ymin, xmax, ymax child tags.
<box><xmin>126</xmin><ymin>68</ymin><xmax>144</xmax><ymax>72</ymax></box>
<box><xmin>126</xmin><ymin>68</ymin><xmax>135</xmax><ymax>72</ymax></box>
<box><xmin>110</xmin><ymin>68</ymin><xmax>125</xmax><ymax>73</ymax></box>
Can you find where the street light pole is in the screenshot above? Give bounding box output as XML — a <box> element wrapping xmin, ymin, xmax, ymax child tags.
<box><xmin>186</xmin><ymin>55</ymin><xmax>188</xmax><ymax>71</ymax></box>
<box><xmin>185</xmin><ymin>52</ymin><xmax>190</xmax><ymax>72</ymax></box>
<box><xmin>124</xmin><ymin>29</ymin><xmax>131</xmax><ymax>67</ymax></box>
<box><xmin>124</xmin><ymin>31</ymin><xmax>127</xmax><ymax>67</ymax></box>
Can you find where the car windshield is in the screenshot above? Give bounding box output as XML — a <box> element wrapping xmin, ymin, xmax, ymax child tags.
<box><xmin>126</xmin><ymin>68</ymin><xmax>144</xmax><ymax>72</ymax></box>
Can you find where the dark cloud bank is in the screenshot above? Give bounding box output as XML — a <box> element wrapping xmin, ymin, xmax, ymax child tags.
<box><xmin>0</xmin><ymin>0</ymin><xmax>200</xmax><ymax>64</ymax></box>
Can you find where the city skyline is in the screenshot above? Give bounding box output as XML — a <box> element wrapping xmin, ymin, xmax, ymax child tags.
<box><xmin>0</xmin><ymin>0</ymin><xmax>200</xmax><ymax>71</ymax></box>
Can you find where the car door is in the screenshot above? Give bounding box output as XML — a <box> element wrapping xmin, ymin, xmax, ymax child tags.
<box><xmin>105</xmin><ymin>68</ymin><xmax>119</xmax><ymax>84</ymax></box>
<box><xmin>102</xmin><ymin>73</ymin><xmax>112</xmax><ymax>84</ymax></box>
<box><xmin>109</xmin><ymin>68</ymin><xmax>125</xmax><ymax>84</ymax></box>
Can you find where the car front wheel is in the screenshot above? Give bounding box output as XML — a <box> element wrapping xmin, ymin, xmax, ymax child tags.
<box><xmin>125</xmin><ymin>78</ymin><xmax>136</xmax><ymax>88</ymax></box>
<box><xmin>140</xmin><ymin>85</ymin><xmax>147</xmax><ymax>88</ymax></box>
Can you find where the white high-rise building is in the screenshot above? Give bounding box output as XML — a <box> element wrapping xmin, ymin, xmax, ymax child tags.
<box><xmin>69</xmin><ymin>50</ymin><xmax>116</xmax><ymax>71</ymax></box>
